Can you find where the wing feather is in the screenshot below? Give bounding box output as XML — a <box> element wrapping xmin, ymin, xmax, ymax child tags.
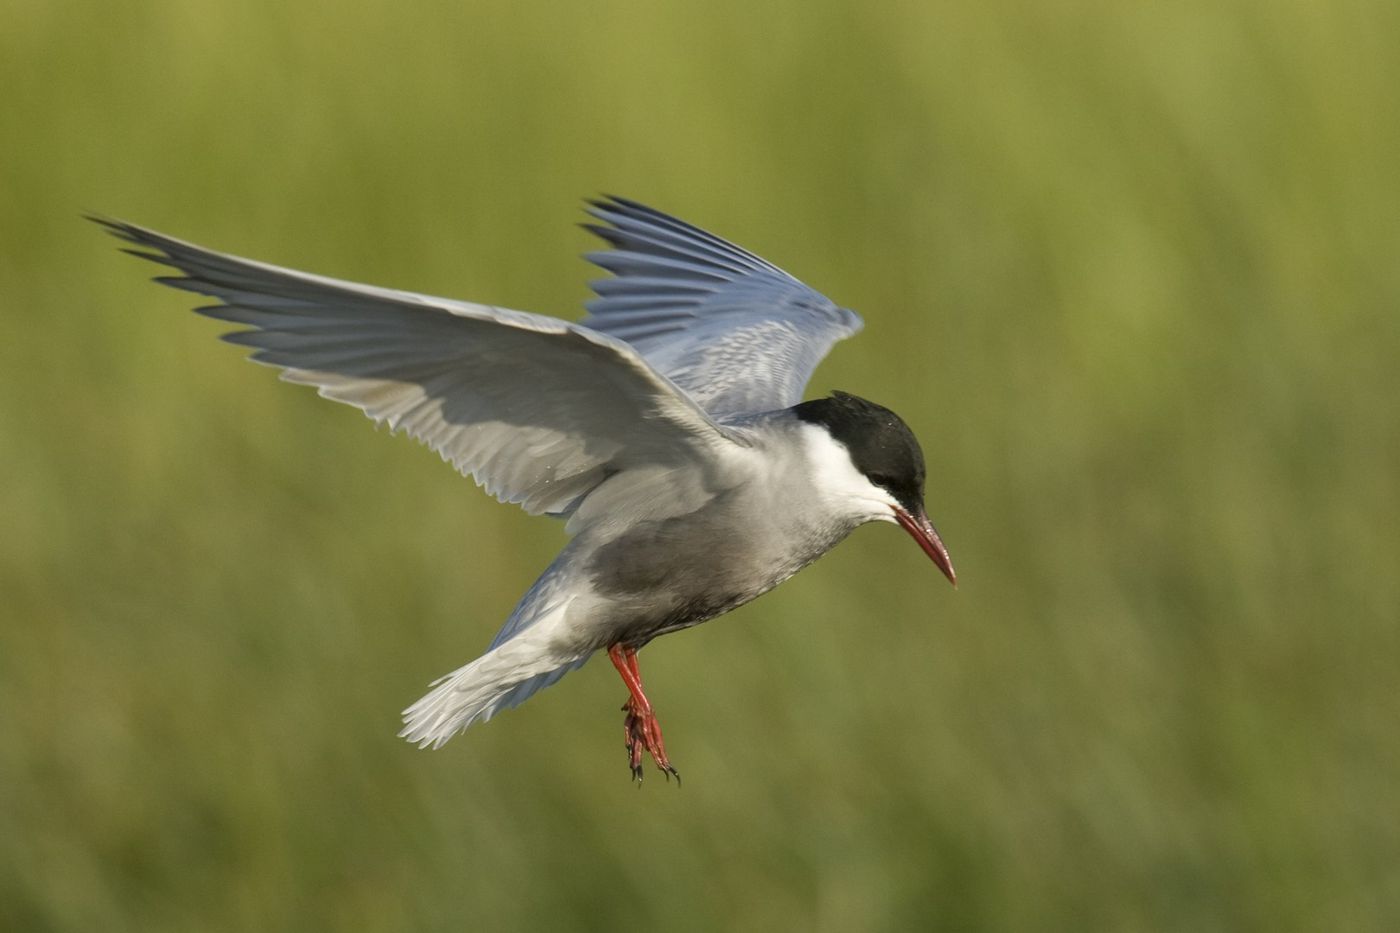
<box><xmin>94</xmin><ymin>217</ymin><xmax>744</xmax><ymax>519</ymax></box>
<box><xmin>580</xmin><ymin>196</ymin><xmax>863</xmax><ymax>416</ymax></box>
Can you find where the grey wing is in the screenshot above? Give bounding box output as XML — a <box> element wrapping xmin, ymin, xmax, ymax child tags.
<box><xmin>579</xmin><ymin>196</ymin><xmax>863</xmax><ymax>418</ymax></box>
<box><xmin>95</xmin><ymin>217</ymin><xmax>744</xmax><ymax>519</ymax></box>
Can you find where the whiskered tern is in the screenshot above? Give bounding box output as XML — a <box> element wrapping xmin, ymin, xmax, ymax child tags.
<box><xmin>95</xmin><ymin>197</ymin><xmax>956</xmax><ymax>783</ymax></box>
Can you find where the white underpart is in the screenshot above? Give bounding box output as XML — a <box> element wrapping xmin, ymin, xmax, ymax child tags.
<box><xmin>399</xmin><ymin>593</ymin><xmax>587</xmax><ymax>749</ymax></box>
<box><xmin>799</xmin><ymin>423</ymin><xmax>900</xmax><ymax>524</ymax></box>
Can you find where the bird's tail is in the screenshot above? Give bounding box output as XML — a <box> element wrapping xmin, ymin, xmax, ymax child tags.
<box><xmin>399</xmin><ymin>636</ymin><xmax>590</xmax><ymax>749</ymax></box>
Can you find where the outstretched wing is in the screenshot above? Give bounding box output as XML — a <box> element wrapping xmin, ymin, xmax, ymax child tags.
<box><xmin>95</xmin><ymin>217</ymin><xmax>744</xmax><ymax>518</ymax></box>
<box><xmin>580</xmin><ymin>196</ymin><xmax>863</xmax><ymax>418</ymax></box>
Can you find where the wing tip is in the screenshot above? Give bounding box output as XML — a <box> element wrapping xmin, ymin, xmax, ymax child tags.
<box><xmin>83</xmin><ymin>211</ymin><xmax>122</xmax><ymax>232</ymax></box>
<box><xmin>587</xmin><ymin>192</ymin><xmax>634</xmax><ymax>211</ymax></box>
<box><xmin>88</xmin><ymin>214</ymin><xmax>188</xmax><ymax>272</ymax></box>
<box><xmin>86</xmin><ymin>213</ymin><xmax>147</xmax><ymax>247</ymax></box>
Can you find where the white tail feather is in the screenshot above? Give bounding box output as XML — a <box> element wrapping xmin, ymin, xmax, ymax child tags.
<box><xmin>399</xmin><ymin>634</ymin><xmax>589</xmax><ymax>749</ymax></box>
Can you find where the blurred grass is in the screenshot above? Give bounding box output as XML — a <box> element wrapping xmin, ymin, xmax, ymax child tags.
<box><xmin>2</xmin><ymin>0</ymin><xmax>1398</xmax><ymax>929</ymax></box>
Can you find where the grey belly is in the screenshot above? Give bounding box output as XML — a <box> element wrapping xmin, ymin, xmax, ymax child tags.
<box><xmin>583</xmin><ymin>499</ymin><xmax>842</xmax><ymax>647</ymax></box>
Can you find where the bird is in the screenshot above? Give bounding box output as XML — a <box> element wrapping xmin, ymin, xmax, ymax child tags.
<box><xmin>93</xmin><ymin>196</ymin><xmax>956</xmax><ymax>783</ymax></box>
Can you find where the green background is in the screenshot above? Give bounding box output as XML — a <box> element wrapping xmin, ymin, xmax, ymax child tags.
<box><xmin>3</xmin><ymin>1</ymin><xmax>1397</xmax><ymax>930</ymax></box>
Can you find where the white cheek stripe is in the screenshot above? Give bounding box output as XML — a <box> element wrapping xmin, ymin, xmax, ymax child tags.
<box><xmin>800</xmin><ymin>424</ymin><xmax>900</xmax><ymax>518</ymax></box>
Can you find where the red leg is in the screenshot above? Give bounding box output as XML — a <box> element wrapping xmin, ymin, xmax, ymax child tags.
<box><xmin>607</xmin><ymin>644</ymin><xmax>680</xmax><ymax>785</ymax></box>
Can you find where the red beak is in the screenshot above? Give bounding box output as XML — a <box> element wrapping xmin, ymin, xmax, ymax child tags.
<box><xmin>894</xmin><ymin>506</ymin><xmax>957</xmax><ymax>587</ymax></box>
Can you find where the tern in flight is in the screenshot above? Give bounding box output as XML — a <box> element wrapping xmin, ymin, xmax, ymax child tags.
<box><xmin>96</xmin><ymin>197</ymin><xmax>956</xmax><ymax>783</ymax></box>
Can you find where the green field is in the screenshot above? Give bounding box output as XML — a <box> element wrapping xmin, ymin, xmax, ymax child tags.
<box><xmin>3</xmin><ymin>1</ymin><xmax>1397</xmax><ymax>929</ymax></box>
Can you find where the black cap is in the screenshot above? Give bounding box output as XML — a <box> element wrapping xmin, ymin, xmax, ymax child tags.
<box><xmin>792</xmin><ymin>391</ymin><xmax>927</xmax><ymax>512</ymax></box>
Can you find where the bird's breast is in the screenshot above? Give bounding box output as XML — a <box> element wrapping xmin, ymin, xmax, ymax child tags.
<box><xmin>581</xmin><ymin>486</ymin><xmax>853</xmax><ymax>646</ymax></box>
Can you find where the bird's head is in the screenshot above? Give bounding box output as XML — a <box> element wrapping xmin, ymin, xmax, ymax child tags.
<box><xmin>794</xmin><ymin>391</ymin><xmax>956</xmax><ymax>586</ymax></box>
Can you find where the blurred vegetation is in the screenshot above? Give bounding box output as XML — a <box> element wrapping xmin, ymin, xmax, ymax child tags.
<box><xmin>2</xmin><ymin>0</ymin><xmax>1398</xmax><ymax>930</ymax></box>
